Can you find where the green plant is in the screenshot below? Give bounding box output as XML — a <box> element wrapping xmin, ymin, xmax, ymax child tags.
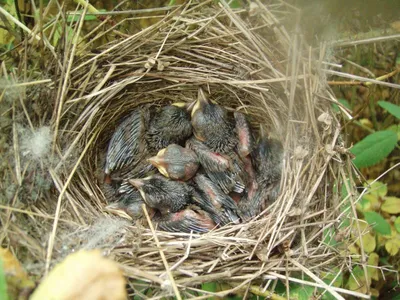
<box><xmin>0</xmin><ymin>258</ymin><xmax>9</xmax><ymax>300</ymax></box>
<box><xmin>349</xmin><ymin>101</ymin><xmax>399</xmax><ymax>168</ymax></box>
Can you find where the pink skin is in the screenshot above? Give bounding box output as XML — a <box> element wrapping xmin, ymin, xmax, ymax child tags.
<box><xmin>171</xmin><ymin>210</ymin><xmax>216</xmax><ymax>230</ymax></box>
<box><xmin>243</xmin><ymin>156</ymin><xmax>258</xmax><ymax>198</ymax></box>
<box><xmin>238</xmin><ymin>128</ymin><xmax>251</xmax><ymax>158</ymax></box>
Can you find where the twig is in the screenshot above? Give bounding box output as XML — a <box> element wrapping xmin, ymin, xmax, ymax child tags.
<box><xmin>142</xmin><ymin>205</ymin><xmax>182</xmax><ymax>300</ymax></box>
<box><xmin>269</xmin><ymin>272</ymin><xmax>370</xmax><ymax>299</ymax></box>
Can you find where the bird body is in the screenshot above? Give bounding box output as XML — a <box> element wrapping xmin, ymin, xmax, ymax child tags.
<box><xmin>129</xmin><ymin>175</ymin><xmax>192</xmax><ymax>214</ymax></box>
<box><xmin>191</xmin><ymin>88</ymin><xmax>237</xmax><ymax>154</ymax></box>
<box><xmin>154</xmin><ymin>208</ymin><xmax>216</xmax><ymax>233</ymax></box>
<box><xmin>105</xmin><ymin>108</ymin><xmax>147</xmax><ymax>176</ymax></box>
<box><xmin>105</xmin><ymin>104</ymin><xmax>192</xmax><ymax>179</ymax></box>
<box><xmin>237</xmin><ymin>130</ymin><xmax>283</xmax><ymax>220</ymax></box>
<box><xmin>192</xmin><ymin>174</ymin><xmax>240</xmax><ymax>225</ymax></box>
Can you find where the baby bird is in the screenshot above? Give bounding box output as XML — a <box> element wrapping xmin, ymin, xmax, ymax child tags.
<box><xmin>187</xmin><ymin>137</ymin><xmax>245</xmax><ymax>194</ymax></box>
<box><xmin>192</xmin><ymin>173</ymin><xmax>240</xmax><ymax>225</ymax></box>
<box><xmin>105</xmin><ymin>104</ymin><xmax>192</xmax><ymax>180</ymax></box>
<box><xmin>145</xmin><ymin>104</ymin><xmax>192</xmax><ymax>152</ymax></box>
<box><xmin>129</xmin><ymin>174</ymin><xmax>192</xmax><ymax>214</ymax></box>
<box><xmin>104</xmin><ymin>108</ymin><xmax>147</xmax><ymax>178</ymax></box>
<box><xmin>153</xmin><ymin>208</ymin><xmax>216</xmax><ymax>233</ymax></box>
<box><xmin>147</xmin><ymin>144</ymin><xmax>199</xmax><ymax>181</ymax></box>
<box><xmin>252</xmin><ymin>128</ymin><xmax>283</xmax><ymax>190</ymax></box>
<box><xmin>238</xmin><ymin>128</ymin><xmax>283</xmax><ymax>220</ymax></box>
<box><xmin>102</xmin><ymin>179</ymin><xmax>149</xmax><ymax>220</ymax></box>
<box><xmin>191</xmin><ymin>88</ymin><xmax>237</xmax><ymax>153</ymax></box>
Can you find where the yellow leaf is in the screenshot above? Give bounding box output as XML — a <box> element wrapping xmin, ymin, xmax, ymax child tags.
<box><xmin>385</xmin><ymin>239</ymin><xmax>400</xmax><ymax>256</ymax></box>
<box><xmin>362</xmin><ymin>194</ymin><xmax>380</xmax><ymax>210</ymax></box>
<box><xmin>347</xmin><ymin>266</ymin><xmax>369</xmax><ymax>294</ymax></box>
<box><xmin>0</xmin><ymin>248</ymin><xmax>35</xmax><ymax>299</ymax></box>
<box><xmin>367</xmin><ymin>253</ymin><xmax>379</xmax><ymax>282</ymax></box>
<box><xmin>391</xmin><ymin>20</ymin><xmax>400</xmax><ymax>32</ymax></box>
<box><xmin>381</xmin><ymin>197</ymin><xmax>400</xmax><ymax>214</ymax></box>
<box><xmin>360</xmin><ymin>233</ymin><xmax>376</xmax><ymax>253</ymax></box>
<box><xmin>370</xmin><ymin>288</ymin><xmax>380</xmax><ymax>297</ymax></box>
<box><xmin>30</xmin><ymin>250</ymin><xmax>126</xmax><ymax>300</ymax></box>
<box><xmin>365</xmin><ymin>180</ymin><xmax>387</xmax><ymax>197</ymax></box>
<box><xmin>351</xmin><ymin>220</ymin><xmax>376</xmax><ymax>253</ymax></box>
<box><xmin>376</xmin><ymin>233</ymin><xmax>387</xmax><ymax>248</ymax></box>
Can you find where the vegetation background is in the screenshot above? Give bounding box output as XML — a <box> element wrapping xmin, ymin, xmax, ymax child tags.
<box><xmin>0</xmin><ymin>0</ymin><xmax>399</xmax><ymax>299</ymax></box>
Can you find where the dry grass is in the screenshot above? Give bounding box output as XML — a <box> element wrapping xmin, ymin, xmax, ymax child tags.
<box><xmin>0</xmin><ymin>0</ymin><xmax>376</xmax><ymax>298</ymax></box>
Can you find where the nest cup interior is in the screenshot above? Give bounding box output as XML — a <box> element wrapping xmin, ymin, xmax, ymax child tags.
<box><xmin>10</xmin><ymin>1</ymin><xmax>351</xmax><ymax>295</ymax></box>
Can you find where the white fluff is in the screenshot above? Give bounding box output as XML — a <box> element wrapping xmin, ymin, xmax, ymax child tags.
<box><xmin>21</xmin><ymin>126</ymin><xmax>52</xmax><ymax>160</ymax></box>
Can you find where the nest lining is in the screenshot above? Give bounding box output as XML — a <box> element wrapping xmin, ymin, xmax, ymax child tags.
<box><xmin>0</xmin><ymin>1</ymin><xmax>365</xmax><ymax>298</ymax></box>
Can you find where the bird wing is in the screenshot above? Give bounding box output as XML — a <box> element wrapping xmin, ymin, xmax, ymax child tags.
<box><xmin>155</xmin><ymin>212</ymin><xmax>211</xmax><ymax>233</ymax></box>
<box><xmin>186</xmin><ymin>138</ymin><xmax>230</xmax><ymax>172</ymax></box>
<box><xmin>105</xmin><ymin>109</ymin><xmax>145</xmax><ymax>174</ymax></box>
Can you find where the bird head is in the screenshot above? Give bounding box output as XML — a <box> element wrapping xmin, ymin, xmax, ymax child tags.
<box><xmin>148</xmin><ymin>144</ymin><xmax>199</xmax><ymax>181</ymax></box>
<box><xmin>129</xmin><ymin>175</ymin><xmax>190</xmax><ymax>213</ymax></box>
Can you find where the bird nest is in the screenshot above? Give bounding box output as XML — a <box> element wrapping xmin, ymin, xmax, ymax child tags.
<box><xmin>1</xmin><ymin>1</ymin><xmax>364</xmax><ymax>299</ymax></box>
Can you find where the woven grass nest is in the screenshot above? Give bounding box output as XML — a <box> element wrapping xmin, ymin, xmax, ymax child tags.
<box><xmin>1</xmin><ymin>1</ymin><xmax>363</xmax><ymax>299</ymax></box>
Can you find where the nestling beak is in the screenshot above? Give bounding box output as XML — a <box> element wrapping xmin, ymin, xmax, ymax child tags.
<box><xmin>192</xmin><ymin>87</ymin><xmax>209</xmax><ymax>117</ymax></box>
<box><xmin>172</xmin><ymin>101</ymin><xmax>197</xmax><ymax>112</ymax></box>
<box><xmin>147</xmin><ymin>155</ymin><xmax>163</xmax><ymax>167</ymax></box>
<box><xmin>105</xmin><ymin>203</ymin><xmax>132</xmax><ymax>220</ymax></box>
<box><xmin>129</xmin><ymin>178</ymin><xmax>145</xmax><ymax>189</ymax></box>
<box><xmin>147</xmin><ymin>155</ymin><xmax>169</xmax><ymax>178</ymax></box>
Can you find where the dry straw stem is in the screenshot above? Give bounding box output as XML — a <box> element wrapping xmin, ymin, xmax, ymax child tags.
<box><xmin>0</xmin><ymin>0</ymin><xmax>387</xmax><ymax>298</ymax></box>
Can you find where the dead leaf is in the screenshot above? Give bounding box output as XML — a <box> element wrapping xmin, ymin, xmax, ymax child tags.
<box><xmin>30</xmin><ymin>250</ymin><xmax>126</xmax><ymax>300</ymax></box>
<box><xmin>391</xmin><ymin>21</ymin><xmax>400</xmax><ymax>32</ymax></box>
<box><xmin>0</xmin><ymin>248</ymin><xmax>35</xmax><ymax>300</ymax></box>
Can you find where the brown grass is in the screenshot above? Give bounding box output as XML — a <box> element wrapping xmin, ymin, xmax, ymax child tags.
<box><xmin>0</xmin><ymin>0</ymin><xmax>374</xmax><ymax>298</ymax></box>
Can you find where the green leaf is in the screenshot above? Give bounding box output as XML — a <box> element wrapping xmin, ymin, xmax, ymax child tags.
<box><xmin>228</xmin><ymin>0</ymin><xmax>243</xmax><ymax>8</ymax></box>
<box><xmin>289</xmin><ymin>283</ymin><xmax>314</xmax><ymax>300</ymax></box>
<box><xmin>364</xmin><ymin>211</ymin><xmax>391</xmax><ymax>235</ymax></box>
<box><xmin>0</xmin><ymin>258</ymin><xmax>8</xmax><ymax>300</ymax></box>
<box><xmin>350</xmin><ymin>130</ymin><xmax>397</xmax><ymax>168</ymax></box>
<box><xmin>321</xmin><ymin>269</ymin><xmax>343</xmax><ymax>300</ymax></box>
<box><xmin>381</xmin><ymin>197</ymin><xmax>400</xmax><ymax>214</ymax></box>
<box><xmin>322</xmin><ymin>268</ymin><xmax>343</xmax><ymax>287</ymax></box>
<box><xmin>366</xmin><ymin>180</ymin><xmax>387</xmax><ymax>197</ymax></box>
<box><xmin>347</xmin><ymin>266</ymin><xmax>369</xmax><ymax>294</ymax></box>
<box><xmin>67</xmin><ymin>10</ymin><xmax>106</xmax><ymax>22</ymax></box>
<box><xmin>201</xmin><ymin>282</ymin><xmax>217</xmax><ymax>293</ymax></box>
<box><xmin>378</xmin><ymin>101</ymin><xmax>400</xmax><ymax>120</ymax></box>
<box><xmin>395</xmin><ymin>217</ymin><xmax>400</xmax><ymax>233</ymax></box>
<box><xmin>332</xmin><ymin>98</ymin><xmax>351</xmax><ymax>113</ymax></box>
<box><xmin>387</xmin><ymin>124</ymin><xmax>400</xmax><ymax>141</ymax></box>
<box><xmin>323</xmin><ymin>228</ymin><xmax>338</xmax><ymax>247</ymax></box>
